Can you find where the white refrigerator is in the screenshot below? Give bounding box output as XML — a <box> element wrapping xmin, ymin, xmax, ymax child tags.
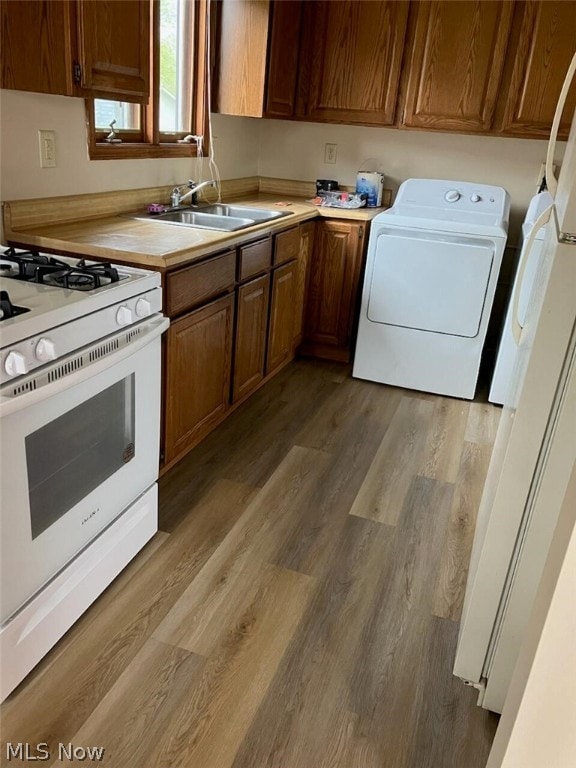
<box><xmin>453</xmin><ymin>54</ymin><xmax>576</xmax><ymax>714</ymax></box>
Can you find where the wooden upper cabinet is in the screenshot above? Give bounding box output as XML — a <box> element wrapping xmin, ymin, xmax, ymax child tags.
<box><xmin>1</xmin><ymin>0</ymin><xmax>75</xmax><ymax>95</ymax></box>
<box><xmin>497</xmin><ymin>1</ymin><xmax>576</xmax><ymax>139</ymax></box>
<box><xmin>214</xmin><ymin>0</ymin><xmax>302</xmax><ymax>118</ymax></box>
<box><xmin>1</xmin><ymin>0</ymin><xmax>150</xmax><ymax>102</ymax></box>
<box><xmin>264</xmin><ymin>0</ymin><xmax>303</xmax><ymax>118</ymax></box>
<box><xmin>75</xmin><ymin>0</ymin><xmax>150</xmax><ymax>101</ymax></box>
<box><xmin>299</xmin><ymin>0</ymin><xmax>409</xmax><ymax>125</ymax></box>
<box><xmin>402</xmin><ymin>1</ymin><xmax>514</xmax><ymax>133</ymax></box>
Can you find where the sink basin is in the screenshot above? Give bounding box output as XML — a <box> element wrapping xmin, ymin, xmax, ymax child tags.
<box><xmin>128</xmin><ymin>203</ymin><xmax>294</xmax><ymax>232</ymax></box>
<box><xmin>195</xmin><ymin>204</ymin><xmax>294</xmax><ymax>223</ymax></box>
<box><xmin>143</xmin><ymin>209</ymin><xmax>255</xmax><ymax>232</ymax></box>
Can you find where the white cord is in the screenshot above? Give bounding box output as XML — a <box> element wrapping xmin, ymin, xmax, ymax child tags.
<box><xmin>546</xmin><ymin>51</ymin><xmax>576</xmax><ymax>198</ymax></box>
<box><xmin>204</xmin><ymin>0</ymin><xmax>221</xmax><ymax>203</ymax></box>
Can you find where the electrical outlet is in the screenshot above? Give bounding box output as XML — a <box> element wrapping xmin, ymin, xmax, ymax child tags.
<box><xmin>324</xmin><ymin>143</ymin><xmax>337</xmax><ymax>164</ymax></box>
<box><xmin>536</xmin><ymin>161</ymin><xmax>556</xmax><ymax>192</ymax></box>
<box><xmin>39</xmin><ymin>130</ymin><xmax>56</xmax><ymax>168</ymax></box>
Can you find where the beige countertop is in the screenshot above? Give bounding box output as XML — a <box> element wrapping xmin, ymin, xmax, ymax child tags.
<box><xmin>3</xmin><ymin>193</ymin><xmax>385</xmax><ymax>271</ymax></box>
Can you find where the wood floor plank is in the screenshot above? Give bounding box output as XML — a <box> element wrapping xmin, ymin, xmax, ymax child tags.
<box><xmin>60</xmin><ymin>639</ymin><xmax>206</xmax><ymax>768</ymax></box>
<box><xmin>420</xmin><ymin>397</ymin><xmax>470</xmax><ymax>482</ymax></box>
<box><xmin>154</xmin><ymin>445</ymin><xmax>329</xmax><ymax>655</ymax></box>
<box><xmin>231</xmin><ymin>514</ymin><xmax>396</xmax><ymax>768</ymax></box>
<box><xmin>143</xmin><ymin>565</ymin><xmax>315</xmax><ymax>768</ymax></box>
<box><xmin>432</xmin><ymin>440</ymin><xmax>495</xmax><ymax>621</ymax></box>
<box><xmin>348</xmin><ymin>396</ymin><xmax>436</xmax><ymax>526</ymax></box>
<box><xmin>405</xmin><ymin>615</ymin><xmax>499</xmax><ymax>768</ymax></box>
<box><xmin>0</xmin><ymin>479</ymin><xmax>255</xmax><ymax>755</ymax></box>
<box><xmin>465</xmin><ymin>400</ymin><xmax>501</xmax><ymax>444</ymax></box>
<box><xmin>295</xmin><ymin>375</ymin><xmax>402</xmax><ymax>455</ymax></box>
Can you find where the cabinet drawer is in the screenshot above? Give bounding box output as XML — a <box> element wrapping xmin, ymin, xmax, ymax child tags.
<box><xmin>238</xmin><ymin>237</ymin><xmax>272</xmax><ymax>281</ymax></box>
<box><xmin>166</xmin><ymin>250</ymin><xmax>236</xmax><ymax>317</ymax></box>
<box><xmin>273</xmin><ymin>226</ymin><xmax>300</xmax><ymax>265</ymax></box>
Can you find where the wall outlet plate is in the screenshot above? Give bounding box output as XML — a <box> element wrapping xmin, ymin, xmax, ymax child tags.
<box><xmin>324</xmin><ymin>143</ymin><xmax>337</xmax><ymax>164</ymax></box>
<box><xmin>39</xmin><ymin>130</ymin><xmax>56</xmax><ymax>168</ymax></box>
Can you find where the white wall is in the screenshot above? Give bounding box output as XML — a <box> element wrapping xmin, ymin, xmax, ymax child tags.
<box><xmin>0</xmin><ymin>89</ymin><xmax>261</xmax><ymax>201</ymax></box>
<box><xmin>257</xmin><ymin>120</ymin><xmax>566</xmax><ymax>244</ymax></box>
<box><xmin>0</xmin><ymin>88</ymin><xmax>567</xmax><ymax>247</ymax></box>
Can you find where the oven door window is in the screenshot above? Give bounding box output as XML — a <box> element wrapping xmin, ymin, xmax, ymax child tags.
<box><xmin>25</xmin><ymin>375</ymin><xmax>135</xmax><ymax>539</ymax></box>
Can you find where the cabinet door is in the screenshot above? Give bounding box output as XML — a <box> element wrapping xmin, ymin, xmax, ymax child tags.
<box><xmin>264</xmin><ymin>0</ymin><xmax>303</xmax><ymax>118</ymax></box>
<box><xmin>75</xmin><ymin>0</ymin><xmax>150</xmax><ymax>101</ymax></box>
<box><xmin>299</xmin><ymin>0</ymin><xmax>409</xmax><ymax>125</ymax></box>
<box><xmin>498</xmin><ymin>1</ymin><xmax>576</xmax><ymax>139</ymax></box>
<box><xmin>303</xmin><ymin>220</ymin><xmax>365</xmax><ymax>362</ymax></box>
<box><xmin>214</xmin><ymin>0</ymin><xmax>271</xmax><ymax>117</ymax></box>
<box><xmin>294</xmin><ymin>221</ymin><xmax>315</xmax><ymax>347</ymax></box>
<box><xmin>403</xmin><ymin>1</ymin><xmax>513</xmax><ymax>132</ymax></box>
<box><xmin>266</xmin><ymin>261</ymin><xmax>297</xmax><ymax>375</ymax></box>
<box><xmin>165</xmin><ymin>294</ymin><xmax>234</xmax><ymax>464</ymax></box>
<box><xmin>233</xmin><ymin>274</ymin><xmax>271</xmax><ymax>402</ymax></box>
<box><xmin>1</xmin><ymin>1</ymin><xmax>74</xmax><ymax>95</ymax></box>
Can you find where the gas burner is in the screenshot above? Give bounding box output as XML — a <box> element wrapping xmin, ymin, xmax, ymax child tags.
<box><xmin>0</xmin><ymin>290</ymin><xmax>30</xmax><ymax>321</ymax></box>
<box><xmin>1</xmin><ymin>247</ymin><xmax>69</xmax><ymax>282</ymax></box>
<box><xmin>40</xmin><ymin>260</ymin><xmax>121</xmax><ymax>291</ymax></box>
<box><xmin>1</xmin><ymin>248</ymin><xmax>122</xmax><ymax>291</ymax></box>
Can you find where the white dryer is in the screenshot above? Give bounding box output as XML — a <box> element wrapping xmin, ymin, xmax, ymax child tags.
<box><xmin>353</xmin><ymin>179</ymin><xmax>510</xmax><ymax>399</ymax></box>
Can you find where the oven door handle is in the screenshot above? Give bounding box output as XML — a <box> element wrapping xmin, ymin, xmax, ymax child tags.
<box><xmin>0</xmin><ymin>315</ymin><xmax>169</xmax><ymax>417</ymax></box>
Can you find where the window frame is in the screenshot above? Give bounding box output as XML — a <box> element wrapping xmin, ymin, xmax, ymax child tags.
<box><xmin>85</xmin><ymin>0</ymin><xmax>209</xmax><ymax>160</ymax></box>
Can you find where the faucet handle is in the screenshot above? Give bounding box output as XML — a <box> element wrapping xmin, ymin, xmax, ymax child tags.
<box><xmin>187</xmin><ymin>180</ymin><xmax>196</xmax><ymax>189</ymax></box>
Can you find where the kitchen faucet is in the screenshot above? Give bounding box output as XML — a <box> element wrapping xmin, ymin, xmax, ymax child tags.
<box><xmin>171</xmin><ymin>179</ymin><xmax>217</xmax><ymax>208</ymax></box>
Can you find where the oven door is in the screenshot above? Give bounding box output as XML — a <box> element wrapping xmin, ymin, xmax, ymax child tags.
<box><xmin>0</xmin><ymin>315</ymin><xmax>168</xmax><ymax>623</ymax></box>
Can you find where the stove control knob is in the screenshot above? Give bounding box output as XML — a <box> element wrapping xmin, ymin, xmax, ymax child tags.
<box><xmin>35</xmin><ymin>338</ymin><xmax>57</xmax><ymax>363</ymax></box>
<box><xmin>445</xmin><ymin>189</ymin><xmax>461</xmax><ymax>203</ymax></box>
<box><xmin>116</xmin><ymin>305</ymin><xmax>133</xmax><ymax>326</ymax></box>
<box><xmin>4</xmin><ymin>350</ymin><xmax>28</xmax><ymax>377</ymax></box>
<box><xmin>135</xmin><ymin>298</ymin><xmax>152</xmax><ymax>318</ymax></box>
<box><xmin>470</xmin><ymin>193</ymin><xmax>481</xmax><ymax>203</ymax></box>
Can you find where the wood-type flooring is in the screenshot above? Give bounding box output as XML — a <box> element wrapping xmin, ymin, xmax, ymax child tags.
<box><xmin>1</xmin><ymin>359</ymin><xmax>501</xmax><ymax>768</ymax></box>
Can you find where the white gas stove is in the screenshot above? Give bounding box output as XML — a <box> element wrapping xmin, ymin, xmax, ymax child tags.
<box><xmin>0</xmin><ymin>247</ymin><xmax>162</xmax><ymax>386</ymax></box>
<box><xmin>0</xmin><ymin>246</ymin><xmax>169</xmax><ymax>702</ymax></box>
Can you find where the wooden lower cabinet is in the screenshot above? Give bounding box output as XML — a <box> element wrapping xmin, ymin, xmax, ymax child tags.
<box><xmin>164</xmin><ymin>293</ymin><xmax>234</xmax><ymax>464</ymax></box>
<box><xmin>302</xmin><ymin>219</ymin><xmax>367</xmax><ymax>362</ymax></box>
<box><xmin>233</xmin><ymin>274</ymin><xmax>271</xmax><ymax>402</ymax></box>
<box><xmin>266</xmin><ymin>260</ymin><xmax>297</xmax><ymax>375</ymax></box>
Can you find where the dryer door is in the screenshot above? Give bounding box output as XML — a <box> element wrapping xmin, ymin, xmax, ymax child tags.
<box><xmin>367</xmin><ymin>229</ymin><xmax>494</xmax><ymax>338</ymax></box>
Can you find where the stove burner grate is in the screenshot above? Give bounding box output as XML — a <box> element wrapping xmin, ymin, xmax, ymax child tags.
<box><xmin>0</xmin><ymin>290</ymin><xmax>30</xmax><ymax>321</ymax></box>
<box><xmin>1</xmin><ymin>248</ymin><xmax>121</xmax><ymax>290</ymax></box>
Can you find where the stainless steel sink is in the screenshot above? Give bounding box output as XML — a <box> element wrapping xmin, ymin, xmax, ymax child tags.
<box><xmin>195</xmin><ymin>204</ymin><xmax>294</xmax><ymax>223</ymax></box>
<box><xmin>127</xmin><ymin>203</ymin><xmax>294</xmax><ymax>232</ymax></box>
<box><xmin>142</xmin><ymin>209</ymin><xmax>255</xmax><ymax>232</ymax></box>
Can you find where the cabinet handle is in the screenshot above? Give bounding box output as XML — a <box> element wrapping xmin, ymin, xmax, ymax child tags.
<box><xmin>73</xmin><ymin>62</ymin><xmax>82</xmax><ymax>85</ymax></box>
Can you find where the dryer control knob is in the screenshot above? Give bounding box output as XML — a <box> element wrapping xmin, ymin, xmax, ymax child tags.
<box><xmin>116</xmin><ymin>305</ymin><xmax>133</xmax><ymax>326</ymax></box>
<box><xmin>445</xmin><ymin>190</ymin><xmax>461</xmax><ymax>203</ymax></box>
<box><xmin>470</xmin><ymin>193</ymin><xmax>481</xmax><ymax>203</ymax></box>
<box><xmin>4</xmin><ymin>350</ymin><xmax>28</xmax><ymax>377</ymax></box>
